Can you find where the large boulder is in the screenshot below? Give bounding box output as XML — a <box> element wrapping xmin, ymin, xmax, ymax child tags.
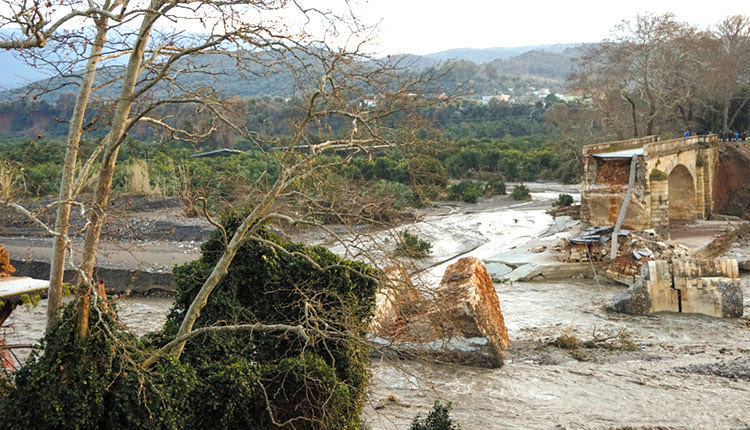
<box><xmin>371</xmin><ymin>257</ymin><xmax>510</xmax><ymax>367</ymax></box>
<box><xmin>428</xmin><ymin>257</ymin><xmax>510</xmax><ymax>363</ymax></box>
<box><xmin>371</xmin><ymin>264</ymin><xmax>422</xmax><ymax>335</ymax></box>
<box><xmin>612</xmin><ymin>258</ymin><xmax>743</xmax><ymax>318</ymax></box>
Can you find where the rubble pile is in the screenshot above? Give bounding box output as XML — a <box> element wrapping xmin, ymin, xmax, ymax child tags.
<box><xmin>612</xmin><ymin>258</ymin><xmax>743</xmax><ymax>318</ymax></box>
<box><xmin>371</xmin><ymin>257</ymin><xmax>510</xmax><ymax>368</ymax></box>
<box><xmin>555</xmin><ymin>226</ymin><xmax>691</xmax><ymax>285</ymax></box>
<box><xmin>546</xmin><ymin>203</ymin><xmax>581</xmax><ymax>220</ymax></box>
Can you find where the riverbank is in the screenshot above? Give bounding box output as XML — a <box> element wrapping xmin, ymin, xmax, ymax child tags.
<box><xmin>3</xmin><ymin>183</ymin><xmax>749</xmax><ymax>429</ymax></box>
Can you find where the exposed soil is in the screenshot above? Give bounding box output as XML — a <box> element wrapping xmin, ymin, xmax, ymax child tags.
<box><xmin>713</xmin><ymin>141</ymin><xmax>750</xmax><ymax>219</ymax></box>
<box><xmin>0</xmin><ymin>195</ymin><xmax>214</xmax><ymax>242</ymax></box>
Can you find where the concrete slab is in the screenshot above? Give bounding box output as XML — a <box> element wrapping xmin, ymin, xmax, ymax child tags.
<box><xmin>504</xmin><ymin>263</ymin><xmax>542</xmax><ymax>282</ymax></box>
<box><xmin>670</xmin><ymin>219</ymin><xmax>749</xmax><ymax>256</ymax></box>
<box><xmin>0</xmin><ymin>277</ymin><xmax>48</xmax><ymax>300</ymax></box>
<box><xmin>485</xmin><ymin>263</ymin><xmax>513</xmax><ymax>279</ymax></box>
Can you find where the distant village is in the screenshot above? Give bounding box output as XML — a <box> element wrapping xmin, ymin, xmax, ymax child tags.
<box><xmin>360</xmin><ymin>87</ymin><xmax>586</xmax><ymax>109</ymax></box>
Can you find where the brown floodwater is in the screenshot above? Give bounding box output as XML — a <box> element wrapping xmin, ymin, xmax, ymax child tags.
<box><xmin>3</xmin><ymin>186</ymin><xmax>749</xmax><ymax>429</ymax></box>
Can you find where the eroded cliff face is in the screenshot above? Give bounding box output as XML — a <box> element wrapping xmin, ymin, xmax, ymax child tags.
<box><xmin>713</xmin><ymin>142</ymin><xmax>750</xmax><ymax>219</ymax></box>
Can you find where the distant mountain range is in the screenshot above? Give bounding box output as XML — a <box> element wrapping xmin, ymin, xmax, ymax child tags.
<box><xmin>421</xmin><ymin>43</ymin><xmax>580</xmax><ymax>64</ymax></box>
<box><xmin>0</xmin><ymin>41</ymin><xmax>589</xmax><ymax>100</ymax></box>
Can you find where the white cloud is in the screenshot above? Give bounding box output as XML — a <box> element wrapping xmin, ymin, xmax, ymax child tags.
<box><xmin>357</xmin><ymin>0</ymin><xmax>750</xmax><ymax>55</ymax></box>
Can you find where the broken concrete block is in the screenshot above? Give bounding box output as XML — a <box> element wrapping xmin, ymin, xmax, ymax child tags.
<box><xmin>484</xmin><ymin>262</ymin><xmax>513</xmax><ymax>279</ymax></box>
<box><xmin>504</xmin><ymin>263</ymin><xmax>542</xmax><ymax>282</ymax></box>
<box><xmin>612</xmin><ymin>258</ymin><xmax>743</xmax><ymax>318</ymax></box>
<box><xmin>611</xmin><ymin>268</ymin><xmax>652</xmax><ymax>314</ymax></box>
<box><xmin>371</xmin><ymin>263</ymin><xmax>422</xmax><ymax>335</ymax></box>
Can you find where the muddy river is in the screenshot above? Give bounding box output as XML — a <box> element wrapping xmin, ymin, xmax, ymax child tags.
<box><xmin>3</xmin><ymin>183</ymin><xmax>749</xmax><ymax>429</ymax></box>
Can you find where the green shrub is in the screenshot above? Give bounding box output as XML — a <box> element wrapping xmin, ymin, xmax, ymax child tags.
<box><xmin>553</xmin><ymin>193</ymin><xmax>574</xmax><ymax>207</ymax></box>
<box><xmin>394</xmin><ymin>230</ymin><xmax>433</xmax><ymax>258</ymax></box>
<box><xmin>410</xmin><ymin>400</ymin><xmax>461</xmax><ymax>430</ymax></box>
<box><xmin>448</xmin><ymin>180</ymin><xmax>485</xmax><ymax>203</ymax></box>
<box><xmin>510</xmin><ymin>184</ymin><xmax>531</xmax><ymax>201</ymax></box>
<box><xmin>0</xmin><ymin>303</ymin><xmax>196</xmax><ymax>429</ymax></box>
<box><xmin>373</xmin><ymin>179</ymin><xmax>417</xmax><ymax>209</ymax></box>
<box><xmin>486</xmin><ymin>177</ymin><xmax>506</xmax><ymax>196</ymax></box>
<box><xmin>163</xmin><ymin>210</ymin><xmax>380</xmax><ymax>428</ymax></box>
<box><xmin>649</xmin><ymin>168</ymin><xmax>668</xmax><ymax>181</ymax></box>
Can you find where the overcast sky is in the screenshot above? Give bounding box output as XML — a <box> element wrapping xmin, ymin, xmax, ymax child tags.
<box><xmin>357</xmin><ymin>0</ymin><xmax>750</xmax><ymax>55</ymax></box>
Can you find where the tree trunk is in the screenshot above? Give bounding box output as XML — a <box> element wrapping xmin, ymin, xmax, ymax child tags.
<box><xmin>722</xmin><ymin>100</ymin><xmax>729</xmax><ymax>130</ymax></box>
<box><xmin>169</xmin><ymin>170</ymin><xmax>291</xmax><ymax>359</ymax></box>
<box><xmin>624</xmin><ymin>93</ymin><xmax>639</xmax><ymax>137</ymax></box>
<box><xmin>728</xmin><ymin>97</ymin><xmax>749</xmax><ymax>130</ymax></box>
<box><xmin>46</xmin><ymin>23</ymin><xmax>108</xmax><ymax>329</ymax></box>
<box><xmin>74</xmin><ymin>13</ymin><xmax>158</xmax><ymax>341</ymax></box>
<box><xmin>646</xmin><ymin>103</ymin><xmax>655</xmax><ymax>136</ymax></box>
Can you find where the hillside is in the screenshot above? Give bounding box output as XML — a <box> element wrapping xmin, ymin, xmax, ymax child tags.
<box><xmin>0</xmin><ymin>41</ymin><xmax>587</xmax><ymax>103</ymax></box>
<box><xmin>423</xmin><ymin>43</ymin><xmax>579</xmax><ymax>63</ymax></box>
<box><xmin>489</xmin><ymin>47</ymin><xmax>582</xmax><ymax>80</ymax></box>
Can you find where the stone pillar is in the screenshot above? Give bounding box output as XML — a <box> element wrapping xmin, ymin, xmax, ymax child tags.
<box><xmin>697</xmin><ymin>145</ymin><xmax>718</xmax><ymax>218</ymax></box>
<box><xmin>695</xmin><ymin>166</ymin><xmax>706</xmax><ymax>219</ymax></box>
<box><xmin>649</xmin><ymin>179</ymin><xmax>669</xmax><ymax>235</ymax></box>
<box><xmin>580</xmin><ymin>156</ymin><xmax>596</xmax><ymax>226</ymax></box>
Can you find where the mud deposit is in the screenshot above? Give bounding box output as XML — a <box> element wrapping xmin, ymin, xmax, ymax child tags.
<box><xmin>3</xmin><ymin>185</ymin><xmax>749</xmax><ymax>429</ymax></box>
<box><xmin>366</xmin><ymin>276</ymin><xmax>750</xmax><ymax>429</ymax></box>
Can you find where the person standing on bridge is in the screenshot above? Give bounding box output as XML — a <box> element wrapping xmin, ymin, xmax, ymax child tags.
<box><xmin>684</xmin><ymin>130</ymin><xmax>691</xmax><ymax>137</ymax></box>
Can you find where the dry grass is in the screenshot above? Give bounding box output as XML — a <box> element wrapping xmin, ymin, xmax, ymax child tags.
<box><xmin>551</xmin><ymin>328</ymin><xmax>584</xmax><ymax>350</ymax></box>
<box><xmin>0</xmin><ymin>159</ymin><xmax>23</xmax><ymax>200</ymax></box>
<box><xmin>550</xmin><ymin>326</ymin><xmax>638</xmax><ymax>361</ymax></box>
<box><xmin>122</xmin><ymin>159</ymin><xmax>162</xmax><ymax>196</ymax></box>
<box><xmin>174</xmin><ymin>162</ymin><xmax>199</xmax><ymax>217</ymax></box>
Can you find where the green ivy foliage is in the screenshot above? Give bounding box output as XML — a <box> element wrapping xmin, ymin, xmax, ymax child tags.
<box><xmin>161</xmin><ymin>209</ymin><xmax>380</xmax><ymax>428</ymax></box>
<box><xmin>1</xmin><ymin>210</ymin><xmax>380</xmax><ymax>429</ymax></box>
<box><xmin>0</xmin><ymin>303</ymin><xmax>195</xmax><ymax>429</ymax></box>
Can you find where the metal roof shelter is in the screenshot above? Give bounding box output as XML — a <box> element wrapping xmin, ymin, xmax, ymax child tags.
<box><xmin>592</xmin><ymin>148</ymin><xmax>644</xmax><ymax>159</ymax></box>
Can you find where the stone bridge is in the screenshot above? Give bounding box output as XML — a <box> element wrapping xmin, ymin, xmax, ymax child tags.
<box><xmin>580</xmin><ymin>134</ymin><xmax>719</xmax><ymax>234</ymax></box>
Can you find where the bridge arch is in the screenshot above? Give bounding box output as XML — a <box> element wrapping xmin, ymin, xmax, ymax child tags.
<box><xmin>668</xmin><ymin>164</ymin><xmax>696</xmax><ymax>220</ymax></box>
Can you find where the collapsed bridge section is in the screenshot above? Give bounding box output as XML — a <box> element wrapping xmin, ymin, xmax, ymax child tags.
<box><xmin>580</xmin><ymin>135</ymin><xmax>719</xmax><ymax>235</ymax></box>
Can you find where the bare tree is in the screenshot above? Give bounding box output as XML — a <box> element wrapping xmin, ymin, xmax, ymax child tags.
<box><xmin>2</xmin><ymin>0</ymin><xmax>440</xmax><ymax>348</ymax></box>
<box><xmin>705</xmin><ymin>15</ymin><xmax>750</xmax><ymax>130</ymax></box>
<box><xmin>571</xmin><ymin>13</ymin><xmax>700</xmax><ymax>137</ymax></box>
